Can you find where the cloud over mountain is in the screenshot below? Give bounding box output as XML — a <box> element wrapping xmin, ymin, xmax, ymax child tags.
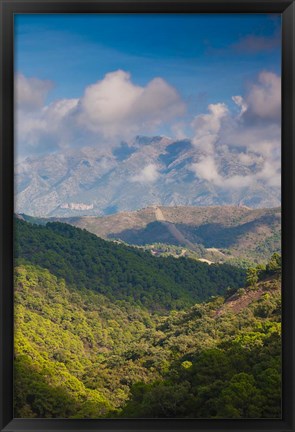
<box><xmin>131</xmin><ymin>163</ymin><xmax>161</xmax><ymax>184</ymax></box>
<box><xmin>189</xmin><ymin>71</ymin><xmax>281</xmax><ymax>190</ymax></box>
<box><xmin>15</xmin><ymin>70</ymin><xmax>185</xmax><ymax>158</ymax></box>
<box><xmin>15</xmin><ymin>69</ymin><xmax>281</xmax><ymax>209</ymax></box>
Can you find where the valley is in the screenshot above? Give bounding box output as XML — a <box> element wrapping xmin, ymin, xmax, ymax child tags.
<box><xmin>14</xmin><ymin>218</ymin><xmax>281</xmax><ymax>418</ymax></box>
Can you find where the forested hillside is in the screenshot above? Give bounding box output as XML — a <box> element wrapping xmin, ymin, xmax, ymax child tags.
<box><xmin>14</xmin><ymin>263</ymin><xmax>281</xmax><ymax>418</ymax></box>
<box><xmin>15</xmin><ymin>219</ymin><xmax>246</xmax><ymax>310</ymax></box>
<box><xmin>14</xmin><ymin>218</ymin><xmax>281</xmax><ymax>418</ymax></box>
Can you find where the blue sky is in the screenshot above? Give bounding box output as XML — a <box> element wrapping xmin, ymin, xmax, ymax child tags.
<box><xmin>15</xmin><ymin>13</ymin><xmax>281</xmax><ymax>115</ymax></box>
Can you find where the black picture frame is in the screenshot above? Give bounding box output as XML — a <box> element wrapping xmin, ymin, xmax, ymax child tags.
<box><xmin>0</xmin><ymin>1</ymin><xmax>294</xmax><ymax>431</ymax></box>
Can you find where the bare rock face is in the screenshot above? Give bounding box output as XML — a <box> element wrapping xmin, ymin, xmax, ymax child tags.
<box><xmin>15</xmin><ymin>136</ymin><xmax>281</xmax><ymax>217</ymax></box>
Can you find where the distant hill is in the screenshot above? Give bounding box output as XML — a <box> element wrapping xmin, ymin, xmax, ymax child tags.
<box><xmin>14</xmin><ymin>218</ymin><xmax>246</xmax><ymax>311</ymax></box>
<box><xmin>23</xmin><ymin>205</ymin><xmax>281</xmax><ymax>263</ymax></box>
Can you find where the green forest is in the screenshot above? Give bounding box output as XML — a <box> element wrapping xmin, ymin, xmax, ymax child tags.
<box><xmin>15</xmin><ymin>219</ymin><xmax>246</xmax><ymax>311</ymax></box>
<box><xmin>14</xmin><ymin>218</ymin><xmax>281</xmax><ymax>419</ymax></box>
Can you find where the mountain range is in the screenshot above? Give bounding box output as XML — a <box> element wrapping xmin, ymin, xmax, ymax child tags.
<box><xmin>15</xmin><ymin>136</ymin><xmax>281</xmax><ymax>217</ymax></box>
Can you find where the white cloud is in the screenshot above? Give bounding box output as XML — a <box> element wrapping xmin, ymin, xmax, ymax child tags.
<box><xmin>77</xmin><ymin>70</ymin><xmax>185</xmax><ymax>139</ymax></box>
<box><xmin>15</xmin><ymin>70</ymin><xmax>185</xmax><ymax>156</ymax></box>
<box><xmin>255</xmin><ymin>160</ymin><xmax>281</xmax><ymax>187</ymax></box>
<box><xmin>232</xmin><ymin>95</ymin><xmax>248</xmax><ymax>117</ymax></box>
<box><xmin>245</xmin><ymin>71</ymin><xmax>281</xmax><ymax>121</ymax></box>
<box><xmin>77</xmin><ymin>70</ymin><xmax>143</xmax><ymax>134</ymax></box>
<box><xmin>232</xmin><ymin>33</ymin><xmax>280</xmax><ymax>54</ymax></box>
<box><xmin>133</xmin><ymin>77</ymin><xmax>185</xmax><ymax>123</ymax></box>
<box><xmin>191</xmin><ymin>103</ymin><xmax>228</xmax><ymax>154</ymax></box>
<box><xmin>189</xmin><ymin>71</ymin><xmax>281</xmax><ymax>191</ymax></box>
<box><xmin>191</xmin><ymin>156</ymin><xmax>220</xmax><ymax>183</ymax></box>
<box><xmin>222</xmin><ymin>174</ymin><xmax>253</xmax><ymax>189</ymax></box>
<box><xmin>44</xmin><ymin>98</ymin><xmax>79</xmax><ymax>121</ymax></box>
<box><xmin>15</xmin><ymin>97</ymin><xmax>79</xmax><ymax>155</ymax></box>
<box><xmin>171</xmin><ymin>122</ymin><xmax>187</xmax><ymax>140</ymax></box>
<box><xmin>238</xmin><ymin>152</ymin><xmax>263</xmax><ymax>166</ymax></box>
<box><xmin>131</xmin><ymin>164</ymin><xmax>160</xmax><ymax>183</ymax></box>
<box><xmin>15</xmin><ymin>74</ymin><xmax>53</xmax><ymax>110</ymax></box>
<box><xmin>190</xmin><ymin>156</ymin><xmax>253</xmax><ymax>189</ymax></box>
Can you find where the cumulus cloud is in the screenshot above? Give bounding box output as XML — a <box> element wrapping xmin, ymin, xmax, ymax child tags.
<box><xmin>77</xmin><ymin>70</ymin><xmax>143</xmax><ymax>135</ymax></box>
<box><xmin>77</xmin><ymin>70</ymin><xmax>185</xmax><ymax>138</ymax></box>
<box><xmin>131</xmin><ymin>164</ymin><xmax>160</xmax><ymax>184</ymax></box>
<box><xmin>44</xmin><ymin>98</ymin><xmax>79</xmax><ymax>121</ymax></box>
<box><xmin>15</xmin><ymin>70</ymin><xmax>185</xmax><ymax>157</ymax></box>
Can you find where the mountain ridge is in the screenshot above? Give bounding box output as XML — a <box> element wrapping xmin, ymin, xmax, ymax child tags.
<box><xmin>15</xmin><ymin>136</ymin><xmax>281</xmax><ymax>217</ymax></box>
<box><xmin>21</xmin><ymin>205</ymin><xmax>280</xmax><ymax>263</ymax></box>
<box><xmin>15</xmin><ymin>218</ymin><xmax>246</xmax><ymax>311</ymax></box>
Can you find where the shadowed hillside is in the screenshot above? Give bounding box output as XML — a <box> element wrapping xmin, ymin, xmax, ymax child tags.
<box><xmin>15</xmin><ymin>218</ymin><xmax>246</xmax><ymax>311</ymax></box>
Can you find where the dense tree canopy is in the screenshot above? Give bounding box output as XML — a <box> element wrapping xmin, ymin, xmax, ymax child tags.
<box><xmin>15</xmin><ymin>219</ymin><xmax>246</xmax><ymax>311</ymax></box>
<box><xmin>14</xmin><ymin>263</ymin><xmax>281</xmax><ymax>418</ymax></box>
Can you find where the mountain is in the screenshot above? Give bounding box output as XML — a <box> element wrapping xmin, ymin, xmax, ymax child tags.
<box><xmin>15</xmin><ymin>136</ymin><xmax>281</xmax><ymax>217</ymax></box>
<box><xmin>15</xmin><ymin>218</ymin><xmax>246</xmax><ymax>311</ymax></box>
<box><xmin>25</xmin><ymin>205</ymin><xmax>281</xmax><ymax>263</ymax></box>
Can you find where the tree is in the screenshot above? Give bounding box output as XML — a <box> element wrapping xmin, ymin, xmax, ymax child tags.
<box><xmin>216</xmin><ymin>373</ymin><xmax>265</xmax><ymax>418</ymax></box>
<box><xmin>266</xmin><ymin>253</ymin><xmax>281</xmax><ymax>276</ymax></box>
<box><xmin>246</xmin><ymin>267</ymin><xmax>258</xmax><ymax>289</ymax></box>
